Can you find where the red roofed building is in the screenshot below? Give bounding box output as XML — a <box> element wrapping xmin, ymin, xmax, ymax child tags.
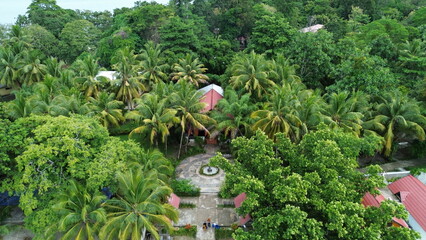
<box><xmin>168</xmin><ymin>193</ymin><xmax>180</xmax><ymax>209</ymax></box>
<box><xmin>234</xmin><ymin>193</ymin><xmax>252</xmax><ymax>226</ymax></box>
<box><xmin>388</xmin><ymin>175</ymin><xmax>426</xmax><ymax>238</ymax></box>
<box><xmin>362</xmin><ymin>192</ymin><xmax>409</xmax><ymax>228</ymax></box>
<box><xmin>198</xmin><ymin>84</ymin><xmax>224</xmax><ymax>113</ymax></box>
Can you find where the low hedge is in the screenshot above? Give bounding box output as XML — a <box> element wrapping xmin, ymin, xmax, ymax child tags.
<box><xmin>171</xmin><ymin>179</ymin><xmax>200</xmax><ymax>197</ymax></box>
<box><xmin>171</xmin><ymin>225</ymin><xmax>197</xmax><ymax>238</ymax></box>
<box><xmin>215</xmin><ymin>227</ymin><xmax>235</xmax><ymax>239</ymax></box>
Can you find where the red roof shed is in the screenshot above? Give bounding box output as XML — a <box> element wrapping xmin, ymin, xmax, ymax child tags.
<box><xmin>198</xmin><ymin>84</ymin><xmax>224</xmax><ymax>112</ymax></box>
<box><xmin>362</xmin><ymin>192</ymin><xmax>409</xmax><ymax>228</ymax></box>
<box><xmin>168</xmin><ymin>193</ymin><xmax>180</xmax><ymax>208</ymax></box>
<box><xmin>234</xmin><ymin>193</ymin><xmax>252</xmax><ymax>226</ymax></box>
<box><xmin>388</xmin><ymin>175</ymin><xmax>426</xmax><ymax>231</ymax></box>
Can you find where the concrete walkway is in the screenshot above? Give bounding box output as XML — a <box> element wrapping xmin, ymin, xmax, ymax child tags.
<box><xmin>174</xmin><ymin>146</ymin><xmax>237</xmax><ymax>240</ymax></box>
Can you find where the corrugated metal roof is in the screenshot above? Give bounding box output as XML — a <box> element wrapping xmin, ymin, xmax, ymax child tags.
<box><xmin>388</xmin><ymin>175</ymin><xmax>426</xmax><ymax>230</ymax></box>
<box><xmin>198</xmin><ymin>84</ymin><xmax>224</xmax><ymax>96</ymax></box>
<box><xmin>362</xmin><ymin>192</ymin><xmax>409</xmax><ymax>228</ymax></box>
<box><xmin>96</xmin><ymin>71</ymin><xmax>118</xmax><ymax>81</ymax></box>
<box><xmin>234</xmin><ymin>192</ymin><xmax>247</xmax><ymax>208</ymax></box>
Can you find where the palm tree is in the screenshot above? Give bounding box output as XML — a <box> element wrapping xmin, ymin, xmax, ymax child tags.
<box><xmin>295</xmin><ymin>88</ymin><xmax>324</xmax><ymax>134</ymax></box>
<box><xmin>139</xmin><ymin>41</ymin><xmax>169</xmax><ymax>87</ymax></box>
<box><xmin>132</xmin><ymin>149</ymin><xmax>174</xmax><ymax>184</ymax></box>
<box><xmin>74</xmin><ymin>55</ymin><xmax>104</xmax><ymax>99</ymax></box>
<box><xmin>364</xmin><ymin>91</ymin><xmax>426</xmax><ymax>157</ymax></box>
<box><xmin>0</xmin><ymin>47</ymin><xmax>21</xmax><ymax>88</ymax></box>
<box><xmin>87</xmin><ymin>92</ymin><xmax>125</xmax><ymax>128</ymax></box>
<box><xmin>270</xmin><ymin>54</ymin><xmax>301</xmax><ymax>85</ymax></box>
<box><xmin>322</xmin><ymin>91</ymin><xmax>365</xmax><ymax>136</ymax></box>
<box><xmin>112</xmin><ymin>47</ymin><xmax>145</xmax><ymax>110</ymax></box>
<box><xmin>19</xmin><ymin>50</ymin><xmax>47</xmax><ymax>86</ymax></box>
<box><xmin>171</xmin><ymin>81</ymin><xmax>215</xmax><ymax>158</ymax></box>
<box><xmin>211</xmin><ymin>88</ymin><xmax>255</xmax><ymax>139</ymax></box>
<box><xmin>31</xmin><ymin>87</ymin><xmax>70</xmax><ymax>117</ymax></box>
<box><xmin>100</xmin><ymin>169</ymin><xmax>178</xmax><ymax>240</ymax></box>
<box><xmin>229</xmin><ymin>51</ymin><xmax>276</xmax><ymax>99</ymax></box>
<box><xmin>126</xmin><ymin>93</ymin><xmax>179</xmax><ymax>150</ymax></box>
<box><xmin>5</xmin><ymin>91</ymin><xmax>33</xmax><ymax>119</ymax></box>
<box><xmin>251</xmin><ymin>84</ymin><xmax>304</xmax><ymax>142</ymax></box>
<box><xmin>46</xmin><ymin>180</ymin><xmax>106</xmax><ymax>240</ymax></box>
<box><xmin>171</xmin><ymin>54</ymin><xmax>209</xmax><ymax>87</ymax></box>
<box><xmin>44</xmin><ymin>57</ymin><xmax>65</xmax><ymax>78</ymax></box>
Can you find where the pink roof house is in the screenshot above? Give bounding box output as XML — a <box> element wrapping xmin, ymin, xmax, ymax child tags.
<box><xmin>234</xmin><ymin>192</ymin><xmax>252</xmax><ymax>225</ymax></box>
<box><xmin>198</xmin><ymin>84</ymin><xmax>224</xmax><ymax>113</ymax></box>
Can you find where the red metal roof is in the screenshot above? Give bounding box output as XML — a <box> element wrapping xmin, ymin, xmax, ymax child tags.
<box><xmin>234</xmin><ymin>192</ymin><xmax>247</xmax><ymax>208</ymax></box>
<box><xmin>239</xmin><ymin>214</ymin><xmax>252</xmax><ymax>225</ymax></box>
<box><xmin>199</xmin><ymin>84</ymin><xmax>224</xmax><ymax>112</ymax></box>
<box><xmin>388</xmin><ymin>175</ymin><xmax>426</xmax><ymax>230</ymax></box>
<box><xmin>168</xmin><ymin>193</ymin><xmax>180</xmax><ymax>208</ymax></box>
<box><xmin>362</xmin><ymin>192</ymin><xmax>409</xmax><ymax>228</ymax></box>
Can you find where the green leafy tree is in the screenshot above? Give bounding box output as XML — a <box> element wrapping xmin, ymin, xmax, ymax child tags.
<box><xmin>87</xmin><ymin>92</ymin><xmax>124</xmax><ymax>128</ymax></box>
<box><xmin>74</xmin><ymin>55</ymin><xmax>104</xmax><ymax>99</ymax></box>
<box><xmin>160</xmin><ymin>16</ymin><xmax>199</xmax><ymax>56</ymax></box>
<box><xmin>229</xmin><ymin>51</ymin><xmax>275</xmax><ymax>99</ymax></box>
<box><xmin>171</xmin><ymin>54</ymin><xmax>209</xmax><ymax>87</ymax></box>
<box><xmin>100</xmin><ymin>169</ymin><xmax>178</xmax><ymax>240</ymax></box>
<box><xmin>60</xmin><ymin>20</ymin><xmax>101</xmax><ymax>63</ymax></box>
<box><xmin>24</xmin><ymin>24</ymin><xmax>60</xmax><ymax>58</ymax></box>
<box><xmin>46</xmin><ymin>180</ymin><xmax>106</xmax><ymax>240</ymax></box>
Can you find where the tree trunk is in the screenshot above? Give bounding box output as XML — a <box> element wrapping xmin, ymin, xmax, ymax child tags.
<box><xmin>141</xmin><ymin>227</ymin><xmax>146</xmax><ymax>240</ymax></box>
<box><xmin>178</xmin><ymin>127</ymin><xmax>185</xmax><ymax>159</ymax></box>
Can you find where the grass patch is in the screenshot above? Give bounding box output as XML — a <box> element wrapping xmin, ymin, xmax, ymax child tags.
<box><xmin>171</xmin><ymin>225</ymin><xmax>197</xmax><ymax>238</ymax></box>
<box><xmin>215</xmin><ymin>227</ymin><xmax>235</xmax><ymax>240</ymax></box>
<box><xmin>171</xmin><ymin>179</ymin><xmax>200</xmax><ymax>197</ymax></box>
<box><xmin>180</xmin><ymin>202</ymin><xmax>196</xmax><ymax>208</ymax></box>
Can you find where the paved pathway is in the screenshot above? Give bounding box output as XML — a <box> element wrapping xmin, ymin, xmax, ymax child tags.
<box><xmin>174</xmin><ymin>146</ymin><xmax>237</xmax><ymax>240</ymax></box>
<box><xmin>358</xmin><ymin>158</ymin><xmax>426</xmax><ymax>173</ymax></box>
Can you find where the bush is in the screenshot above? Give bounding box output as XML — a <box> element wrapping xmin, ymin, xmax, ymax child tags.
<box><xmin>171</xmin><ymin>225</ymin><xmax>197</xmax><ymax>238</ymax></box>
<box><xmin>215</xmin><ymin>227</ymin><xmax>235</xmax><ymax>239</ymax></box>
<box><xmin>179</xmin><ymin>202</ymin><xmax>196</xmax><ymax>208</ymax></box>
<box><xmin>108</xmin><ymin>121</ymin><xmax>139</xmax><ymax>135</ymax></box>
<box><xmin>171</xmin><ymin>179</ymin><xmax>200</xmax><ymax>197</ymax></box>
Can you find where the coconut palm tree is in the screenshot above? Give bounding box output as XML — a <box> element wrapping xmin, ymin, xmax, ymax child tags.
<box><xmin>74</xmin><ymin>55</ymin><xmax>105</xmax><ymax>99</ymax></box>
<box><xmin>251</xmin><ymin>84</ymin><xmax>303</xmax><ymax>142</ymax></box>
<box><xmin>171</xmin><ymin>81</ymin><xmax>215</xmax><ymax>158</ymax></box>
<box><xmin>364</xmin><ymin>91</ymin><xmax>426</xmax><ymax>157</ymax></box>
<box><xmin>132</xmin><ymin>149</ymin><xmax>174</xmax><ymax>184</ymax></box>
<box><xmin>126</xmin><ymin>93</ymin><xmax>179</xmax><ymax>150</ymax></box>
<box><xmin>45</xmin><ymin>180</ymin><xmax>106</xmax><ymax>240</ymax></box>
<box><xmin>0</xmin><ymin>47</ymin><xmax>21</xmax><ymax>88</ymax></box>
<box><xmin>31</xmin><ymin>87</ymin><xmax>70</xmax><ymax>117</ymax></box>
<box><xmin>211</xmin><ymin>88</ymin><xmax>255</xmax><ymax>139</ymax></box>
<box><xmin>229</xmin><ymin>51</ymin><xmax>276</xmax><ymax>99</ymax></box>
<box><xmin>19</xmin><ymin>50</ymin><xmax>47</xmax><ymax>86</ymax></box>
<box><xmin>139</xmin><ymin>41</ymin><xmax>169</xmax><ymax>86</ymax></box>
<box><xmin>171</xmin><ymin>54</ymin><xmax>209</xmax><ymax>87</ymax></box>
<box><xmin>44</xmin><ymin>57</ymin><xmax>65</xmax><ymax>78</ymax></box>
<box><xmin>270</xmin><ymin>54</ymin><xmax>301</xmax><ymax>85</ymax></box>
<box><xmin>322</xmin><ymin>91</ymin><xmax>365</xmax><ymax>136</ymax></box>
<box><xmin>87</xmin><ymin>92</ymin><xmax>125</xmax><ymax>128</ymax></box>
<box><xmin>100</xmin><ymin>169</ymin><xmax>178</xmax><ymax>240</ymax></box>
<box><xmin>112</xmin><ymin>47</ymin><xmax>145</xmax><ymax>110</ymax></box>
<box><xmin>5</xmin><ymin>91</ymin><xmax>33</xmax><ymax>119</ymax></box>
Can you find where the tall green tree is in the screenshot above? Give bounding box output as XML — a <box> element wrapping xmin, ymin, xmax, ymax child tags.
<box><xmin>87</xmin><ymin>92</ymin><xmax>124</xmax><ymax>128</ymax></box>
<box><xmin>18</xmin><ymin>50</ymin><xmax>47</xmax><ymax>86</ymax></box>
<box><xmin>139</xmin><ymin>41</ymin><xmax>169</xmax><ymax>87</ymax></box>
<box><xmin>171</xmin><ymin>81</ymin><xmax>214</xmax><ymax>158</ymax></box>
<box><xmin>46</xmin><ymin>180</ymin><xmax>106</xmax><ymax>240</ymax></box>
<box><xmin>229</xmin><ymin>51</ymin><xmax>275</xmax><ymax>99</ymax></box>
<box><xmin>171</xmin><ymin>54</ymin><xmax>209</xmax><ymax>87</ymax></box>
<box><xmin>74</xmin><ymin>55</ymin><xmax>104</xmax><ymax>99</ymax></box>
<box><xmin>364</xmin><ymin>91</ymin><xmax>426</xmax><ymax>157</ymax></box>
<box><xmin>100</xmin><ymin>169</ymin><xmax>178</xmax><ymax>240</ymax></box>
<box><xmin>126</xmin><ymin>93</ymin><xmax>178</xmax><ymax>149</ymax></box>
<box><xmin>112</xmin><ymin>47</ymin><xmax>145</xmax><ymax>110</ymax></box>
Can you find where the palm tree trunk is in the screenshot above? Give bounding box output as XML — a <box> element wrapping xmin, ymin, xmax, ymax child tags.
<box><xmin>178</xmin><ymin>127</ymin><xmax>185</xmax><ymax>159</ymax></box>
<box><xmin>141</xmin><ymin>227</ymin><xmax>146</xmax><ymax>240</ymax></box>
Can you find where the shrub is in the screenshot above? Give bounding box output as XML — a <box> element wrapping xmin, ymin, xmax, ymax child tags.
<box><xmin>215</xmin><ymin>227</ymin><xmax>235</xmax><ymax>239</ymax></box>
<box><xmin>171</xmin><ymin>179</ymin><xmax>200</xmax><ymax>197</ymax></box>
<box><xmin>179</xmin><ymin>202</ymin><xmax>196</xmax><ymax>208</ymax></box>
<box><xmin>171</xmin><ymin>225</ymin><xmax>197</xmax><ymax>238</ymax></box>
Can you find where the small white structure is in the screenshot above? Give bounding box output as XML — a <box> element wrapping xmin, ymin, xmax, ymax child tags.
<box><xmin>300</xmin><ymin>24</ymin><xmax>324</xmax><ymax>33</ymax></box>
<box><xmin>96</xmin><ymin>71</ymin><xmax>118</xmax><ymax>81</ymax></box>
